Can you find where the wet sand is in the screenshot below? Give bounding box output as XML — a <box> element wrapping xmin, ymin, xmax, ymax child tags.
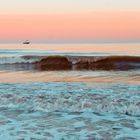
<box><xmin>0</xmin><ymin>71</ymin><xmax>140</xmax><ymax>84</ymax></box>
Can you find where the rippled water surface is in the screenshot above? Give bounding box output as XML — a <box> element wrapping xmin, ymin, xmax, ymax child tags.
<box><xmin>0</xmin><ymin>82</ymin><xmax>140</xmax><ymax>140</ymax></box>
<box><xmin>0</xmin><ymin>47</ymin><xmax>140</xmax><ymax>140</ymax></box>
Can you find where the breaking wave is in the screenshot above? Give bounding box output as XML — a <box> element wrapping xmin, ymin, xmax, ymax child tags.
<box><xmin>0</xmin><ymin>56</ymin><xmax>42</xmax><ymax>64</ymax></box>
<box><xmin>0</xmin><ymin>55</ymin><xmax>140</xmax><ymax>71</ymax></box>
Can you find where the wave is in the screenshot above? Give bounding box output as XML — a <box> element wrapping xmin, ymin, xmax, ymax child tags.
<box><xmin>0</xmin><ymin>56</ymin><xmax>43</xmax><ymax>64</ymax></box>
<box><xmin>0</xmin><ymin>55</ymin><xmax>140</xmax><ymax>71</ymax></box>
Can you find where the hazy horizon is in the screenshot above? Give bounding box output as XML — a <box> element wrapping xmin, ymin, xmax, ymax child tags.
<box><xmin>1</xmin><ymin>38</ymin><xmax>140</xmax><ymax>44</ymax></box>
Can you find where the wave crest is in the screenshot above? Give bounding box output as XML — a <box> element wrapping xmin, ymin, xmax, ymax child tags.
<box><xmin>0</xmin><ymin>55</ymin><xmax>140</xmax><ymax>71</ymax></box>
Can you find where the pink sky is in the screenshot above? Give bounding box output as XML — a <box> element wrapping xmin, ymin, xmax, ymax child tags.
<box><xmin>0</xmin><ymin>11</ymin><xmax>140</xmax><ymax>42</ymax></box>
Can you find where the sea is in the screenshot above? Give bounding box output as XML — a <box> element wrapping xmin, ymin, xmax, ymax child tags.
<box><xmin>0</xmin><ymin>43</ymin><xmax>140</xmax><ymax>140</ymax></box>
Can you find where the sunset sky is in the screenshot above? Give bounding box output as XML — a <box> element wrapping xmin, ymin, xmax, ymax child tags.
<box><xmin>0</xmin><ymin>0</ymin><xmax>140</xmax><ymax>43</ymax></box>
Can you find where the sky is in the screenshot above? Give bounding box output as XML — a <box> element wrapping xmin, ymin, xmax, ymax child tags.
<box><xmin>0</xmin><ymin>0</ymin><xmax>140</xmax><ymax>43</ymax></box>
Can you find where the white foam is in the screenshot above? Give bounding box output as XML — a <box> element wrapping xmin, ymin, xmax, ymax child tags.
<box><xmin>0</xmin><ymin>56</ymin><xmax>40</xmax><ymax>64</ymax></box>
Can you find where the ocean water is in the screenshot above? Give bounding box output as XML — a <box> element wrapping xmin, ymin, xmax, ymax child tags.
<box><xmin>0</xmin><ymin>44</ymin><xmax>140</xmax><ymax>140</ymax></box>
<box><xmin>0</xmin><ymin>82</ymin><xmax>140</xmax><ymax>140</ymax></box>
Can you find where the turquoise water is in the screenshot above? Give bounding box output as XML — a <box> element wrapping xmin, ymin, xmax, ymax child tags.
<box><xmin>0</xmin><ymin>82</ymin><xmax>140</xmax><ymax>140</ymax></box>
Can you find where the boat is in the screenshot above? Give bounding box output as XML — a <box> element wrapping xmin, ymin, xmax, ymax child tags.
<box><xmin>23</xmin><ymin>40</ymin><xmax>30</xmax><ymax>44</ymax></box>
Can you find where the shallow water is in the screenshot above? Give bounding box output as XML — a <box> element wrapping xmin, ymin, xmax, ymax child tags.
<box><xmin>0</xmin><ymin>82</ymin><xmax>140</xmax><ymax>140</ymax></box>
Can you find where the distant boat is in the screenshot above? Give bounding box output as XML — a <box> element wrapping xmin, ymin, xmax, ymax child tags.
<box><xmin>23</xmin><ymin>40</ymin><xmax>30</xmax><ymax>44</ymax></box>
